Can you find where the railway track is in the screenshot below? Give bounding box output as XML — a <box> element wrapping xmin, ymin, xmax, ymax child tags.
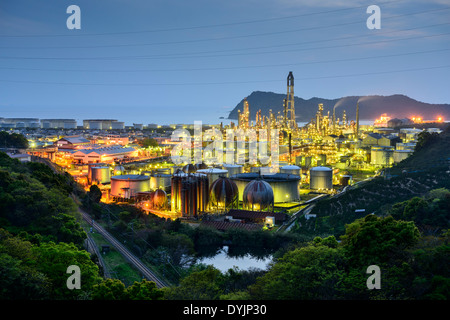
<box><xmin>80</xmin><ymin>209</ymin><xmax>168</xmax><ymax>288</ymax></box>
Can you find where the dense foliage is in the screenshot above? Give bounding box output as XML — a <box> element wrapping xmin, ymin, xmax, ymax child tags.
<box><xmin>0</xmin><ymin>131</ymin><xmax>29</xmax><ymax>149</ymax></box>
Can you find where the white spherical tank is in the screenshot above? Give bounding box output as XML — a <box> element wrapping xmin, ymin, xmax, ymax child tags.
<box><xmin>91</xmin><ymin>166</ymin><xmax>111</xmax><ymax>184</ymax></box>
<box><xmin>110</xmin><ymin>174</ymin><xmax>150</xmax><ymax>199</ymax></box>
<box><xmin>309</xmin><ymin>166</ymin><xmax>333</xmax><ymax>190</ymax></box>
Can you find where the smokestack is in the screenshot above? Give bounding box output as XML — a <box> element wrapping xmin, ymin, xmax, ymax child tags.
<box><xmin>356</xmin><ymin>102</ymin><xmax>360</xmax><ymax>139</ymax></box>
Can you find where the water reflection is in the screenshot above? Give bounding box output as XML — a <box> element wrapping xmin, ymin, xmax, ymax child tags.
<box><xmin>196</xmin><ymin>246</ymin><xmax>273</xmax><ymax>273</ymax></box>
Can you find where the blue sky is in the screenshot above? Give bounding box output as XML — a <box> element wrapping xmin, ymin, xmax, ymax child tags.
<box><xmin>0</xmin><ymin>0</ymin><xmax>449</xmax><ymax>125</ymax></box>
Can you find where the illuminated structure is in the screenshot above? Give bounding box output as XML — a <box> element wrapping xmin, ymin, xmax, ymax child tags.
<box><xmin>374</xmin><ymin>114</ymin><xmax>391</xmax><ymax>127</ymax></box>
<box><xmin>238</xmin><ymin>98</ymin><xmax>250</xmax><ymax>129</ymax></box>
<box><xmin>230</xmin><ymin>172</ymin><xmax>300</xmax><ymax>203</ymax></box>
<box><xmin>309</xmin><ymin>167</ymin><xmax>333</xmax><ymax>190</ymax></box>
<box><xmin>208</xmin><ymin>177</ymin><xmax>239</xmax><ymax>213</ymax></box>
<box><xmin>242</xmin><ymin>179</ymin><xmax>275</xmax><ymax>212</ymax></box>
<box><xmin>171</xmin><ymin>173</ymin><xmax>209</xmax><ymax>217</ymax></box>
<box><xmin>284</xmin><ymin>71</ymin><xmax>297</xmax><ymax>131</ymax></box>
<box><xmin>110</xmin><ymin>174</ymin><xmax>151</xmax><ymax>199</ymax></box>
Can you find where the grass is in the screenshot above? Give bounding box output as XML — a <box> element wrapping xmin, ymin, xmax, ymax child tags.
<box><xmin>80</xmin><ymin>220</ymin><xmax>144</xmax><ymax>287</ymax></box>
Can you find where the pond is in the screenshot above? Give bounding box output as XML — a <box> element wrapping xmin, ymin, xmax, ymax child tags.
<box><xmin>196</xmin><ymin>246</ymin><xmax>273</xmax><ymax>272</ymax></box>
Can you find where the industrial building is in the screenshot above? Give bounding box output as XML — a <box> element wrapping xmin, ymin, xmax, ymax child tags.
<box><xmin>54</xmin><ymin>135</ymin><xmax>91</xmax><ymax>150</ymax></box>
<box><xmin>70</xmin><ymin>146</ymin><xmax>136</xmax><ymax>164</ymax></box>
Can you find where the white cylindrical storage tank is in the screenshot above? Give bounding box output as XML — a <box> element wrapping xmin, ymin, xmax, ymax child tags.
<box><xmin>111</xmin><ymin>121</ymin><xmax>125</xmax><ymax>130</ymax></box>
<box><xmin>309</xmin><ymin>166</ymin><xmax>333</xmax><ymax>190</ymax></box>
<box><xmin>393</xmin><ymin>150</ymin><xmax>413</xmax><ymax>163</ymax></box>
<box><xmin>91</xmin><ymin>166</ymin><xmax>111</xmax><ymax>184</ymax></box>
<box><xmin>371</xmin><ymin>147</ymin><xmax>394</xmax><ymax>166</ymax></box>
<box><xmin>150</xmin><ymin>173</ymin><xmax>172</xmax><ymax>191</ymax></box>
<box><xmin>110</xmin><ymin>174</ymin><xmax>150</xmax><ymax>199</ymax></box>
<box><xmin>222</xmin><ymin>164</ymin><xmax>243</xmax><ymax>177</ymax></box>
<box><xmin>280</xmin><ymin>165</ymin><xmax>301</xmax><ymax>176</ymax></box>
<box><xmin>89</xmin><ymin>121</ymin><xmax>102</xmax><ymax>130</ymax></box>
<box><xmin>196</xmin><ymin>168</ymin><xmax>228</xmax><ymax>184</ymax></box>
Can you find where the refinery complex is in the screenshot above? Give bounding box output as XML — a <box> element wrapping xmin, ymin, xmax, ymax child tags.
<box><xmin>3</xmin><ymin>72</ymin><xmax>444</xmax><ymax>231</ymax></box>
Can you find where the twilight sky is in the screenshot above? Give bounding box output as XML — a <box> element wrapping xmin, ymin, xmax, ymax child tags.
<box><xmin>0</xmin><ymin>0</ymin><xmax>449</xmax><ymax>125</ymax></box>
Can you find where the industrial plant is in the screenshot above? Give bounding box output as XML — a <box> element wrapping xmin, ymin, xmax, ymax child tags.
<box><xmin>8</xmin><ymin>71</ymin><xmax>444</xmax><ymax>232</ymax></box>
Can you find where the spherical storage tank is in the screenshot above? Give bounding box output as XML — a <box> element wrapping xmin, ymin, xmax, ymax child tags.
<box><xmin>242</xmin><ymin>179</ymin><xmax>274</xmax><ymax>211</ymax></box>
<box><xmin>309</xmin><ymin>166</ymin><xmax>333</xmax><ymax>190</ymax></box>
<box><xmin>110</xmin><ymin>174</ymin><xmax>150</xmax><ymax>199</ymax></box>
<box><xmin>91</xmin><ymin>166</ymin><xmax>111</xmax><ymax>184</ymax></box>
<box><xmin>208</xmin><ymin>177</ymin><xmax>239</xmax><ymax>212</ymax></box>
<box><xmin>151</xmin><ymin>188</ymin><xmax>168</xmax><ymax>209</ymax></box>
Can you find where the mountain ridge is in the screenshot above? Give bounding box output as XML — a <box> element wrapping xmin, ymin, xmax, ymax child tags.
<box><xmin>227</xmin><ymin>91</ymin><xmax>450</xmax><ymax>123</ymax></box>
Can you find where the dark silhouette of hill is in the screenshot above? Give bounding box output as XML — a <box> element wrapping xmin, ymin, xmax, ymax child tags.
<box><xmin>228</xmin><ymin>91</ymin><xmax>450</xmax><ymax>122</ymax></box>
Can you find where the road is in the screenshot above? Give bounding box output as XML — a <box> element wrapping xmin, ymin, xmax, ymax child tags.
<box><xmin>80</xmin><ymin>208</ymin><xmax>168</xmax><ymax>288</ymax></box>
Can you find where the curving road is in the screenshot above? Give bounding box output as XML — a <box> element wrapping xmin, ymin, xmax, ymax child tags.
<box><xmin>80</xmin><ymin>209</ymin><xmax>168</xmax><ymax>288</ymax></box>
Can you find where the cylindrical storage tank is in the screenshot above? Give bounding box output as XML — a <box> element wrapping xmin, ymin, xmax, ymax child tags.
<box><xmin>371</xmin><ymin>147</ymin><xmax>394</xmax><ymax>166</ymax></box>
<box><xmin>340</xmin><ymin>175</ymin><xmax>351</xmax><ymax>187</ymax></box>
<box><xmin>171</xmin><ymin>172</ymin><xmax>209</xmax><ymax>217</ymax></box>
<box><xmin>222</xmin><ymin>164</ymin><xmax>243</xmax><ymax>177</ymax></box>
<box><xmin>91</xmin><ymin>166</ymin><xmax>111</xmax><ymax>184</ymax></box>
<box><xmin>280</xmin><ymin>165</ymin><xmax>301</xmax><ymax>176</ymax></box>
<box><xmin>196</xmin><ymin>168</ymin><xmax>228</xmax><ymax>184</ymax></box>
<box><xmin>393</xmin><ymin>150</ymin><xmax>412</xmax><ymax>163</ymax></box>
<box><xmin>150</xmin><ymin>173</ymin><xmax>172</xmax><ymax>191</ymax></box>
<box><xmin>309</xmin><ymin>166</ymin><xmax>333</xmax><ymax>190</ymax></box>
<box><xmin>89</xmin><ymin>121</ymin><xmax>102</xmax><ymax>130</ymax></box>
<box><xmin>242</xmin><ymin>179</ymin><xmax>274</xmax><ymax>212</ymax></box>
<box><xmin>87</xmin><ymin>163</ymin><xmax>106</xmax><ymax>183</ymax></box>
<box><xmin>110</xmin><ymin>174</ymin><xmax>150</xmax><ymax>199</ymax></box>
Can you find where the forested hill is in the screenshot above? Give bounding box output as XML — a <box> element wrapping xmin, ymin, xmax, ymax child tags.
<box><xmin>228</xmin><ymin>91</ymin><xmax>450</xmax><ymax>122</ymax></box>
<box><xmin>301</xmin><ymin>126</ymin><xmax>450</xmax><ymax>236</ymax></box>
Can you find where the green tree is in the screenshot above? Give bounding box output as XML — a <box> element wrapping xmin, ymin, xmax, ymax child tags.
<box><xmin>32</xmin><ymin>241</ymin><xmax>102</xmax><ymax>299</ymax></box>
<box><xmin>125</xmin><ymin>279</ymin><xmax>164</xmax><ymax>300</ymax></box>
<box><xmin>91</xmin><ymin>278</ymin><xmax>127</xmax><ymax>300</ymax></box>
<box><xmin>247</xmin><ymin>242</ymin><xmax>345</xmax><ymax>300</ymax></box>
<box><xmin>340</xmin><ymin>215</ymin><xmax>420</xmax><ymax>267</ymax></box>
<box><xmin>89</xmin><ymin>184</ymin><xmax>103</xmax><ymax>203</ymax></box>
<box><xmin>164</xmin><ymin>266</ymin><xmax>224</xmax><ymax>300</ymax></box>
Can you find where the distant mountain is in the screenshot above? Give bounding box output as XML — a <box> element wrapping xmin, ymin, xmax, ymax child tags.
<box><xmin>228</xmin><ymin>91</ymin><xmax>450</xmax><ymax>123</ymax></box>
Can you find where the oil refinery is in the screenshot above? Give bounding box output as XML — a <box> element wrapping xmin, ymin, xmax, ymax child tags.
<box><xmin>19</xmin><ymin>71</ymin><xmax>445</xmax><ymax>231</ymax></box>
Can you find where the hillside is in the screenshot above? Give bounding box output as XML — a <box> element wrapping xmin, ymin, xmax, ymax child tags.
<box><xmin>297</xmin><ymin>127</ymin><xmax>450</xmax><ymax>236</ymax></box>
<box><xmin>228</xmin><ymin>91</ymin><xmax>450</xmax><ymax>122</ymax></box>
